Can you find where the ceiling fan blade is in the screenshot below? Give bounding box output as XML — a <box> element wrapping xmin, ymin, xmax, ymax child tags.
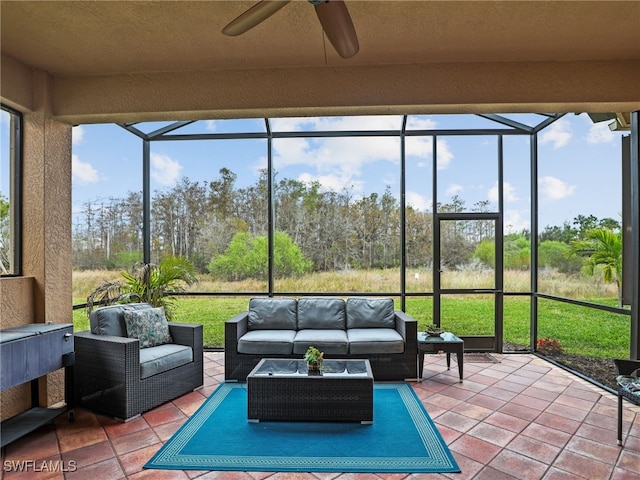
<box><xmin>222</xmin><ymin>0</ymin><xmax>291</xmax><ymax>36</ymax></box>
<box><xmin>314</xmin><ymin>1</ymin><xmax>359</xmax><ymax>58</ymax></box>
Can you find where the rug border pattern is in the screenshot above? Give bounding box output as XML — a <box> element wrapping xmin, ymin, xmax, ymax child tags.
<box><xmin>145</xmin><ymin>382</ymin><xmax>460</xmax><ymax>473</ymax></box>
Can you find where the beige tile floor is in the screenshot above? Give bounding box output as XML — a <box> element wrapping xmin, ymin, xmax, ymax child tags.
<box><xmin>2</xmin><ymin>352</ymin><xmax>639</xmax><ymax>479</ymax></box>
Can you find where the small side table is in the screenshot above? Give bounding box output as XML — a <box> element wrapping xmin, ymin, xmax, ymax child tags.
<box><xmin>417</xmin><ymin>332</ymin><xmax>464</xmax><ymax>382</ymax></box>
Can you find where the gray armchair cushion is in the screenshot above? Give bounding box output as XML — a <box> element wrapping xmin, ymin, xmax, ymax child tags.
<box><xmin>90</xmin><ymin>303</ymin><xmax>153</xmax><ymax>337</ymax></box>
<box><xmin>139</xmin><ymin>343</ymin><xmax>193</xmax><ymax>379</ymax></box>
<box><xmin>238</xmin><ymin>330</ymin><xmax>296</xmax><ymax>354</ymax></box>
<box><xmin>297</xmin><ymin>297</ymin><xmax>346</xmax><ymax>330</ymax></box>
<box><xmin>293</xmin><ymin>329</ymin><xmax>349</xmax><ymax>355</ymax></box>
<box><xmin>346</xmin><ymin>297</ymin><xmax>395</xmax><ymax>329</ymax></box>
<box><xmin>248</xmin><ymin>298</ymin><xmax>297</xmax><ymax>330</ymax></box>
<box><xmin>347</xmin><ymin>328</ymin><xmax>404</xmax><ymax>354</ymax></box>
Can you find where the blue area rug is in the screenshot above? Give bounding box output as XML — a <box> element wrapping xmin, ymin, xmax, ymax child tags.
<box><xmin>145</xmin><ymin>382</ymin><xmax>460</xmax><ymax>473</ymax></box>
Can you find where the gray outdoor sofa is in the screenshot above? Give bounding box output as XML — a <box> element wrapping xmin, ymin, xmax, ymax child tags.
<box><xmin>225</xmin><ymin>297</ymin><xmax>418</xmax><ymax>381</ymax></box>
<box><xmin>74</xmin><ymin>303</ymin><xmax>203</xmax><ymax>420</ymax></box>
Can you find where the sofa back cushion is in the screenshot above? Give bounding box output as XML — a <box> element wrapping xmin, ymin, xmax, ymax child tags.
<box><xmin>346</xmin><ymin>297</ymin><xmax>395</xmax><ymax>329</ymax></box>
<box><xmin>248</xmin><ymin>298</ymin><xmax>297</xmax><ymax>330</ymax></box>
<box><xmin>90</xmin><ymin>303</ymin><xmax>154</xmax><ymax>337</ymax></box>
<box><xmin>297</xmin><ymin>297</ymin><xmax>346</xmax><ymax>330</ymax></box>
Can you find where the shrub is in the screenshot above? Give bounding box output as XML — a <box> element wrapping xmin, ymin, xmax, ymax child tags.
<box><xmin>539</xmin><ymin>240</ymin><xmax>584</xmax><ymax>274</ymax></box>
<box><xmin>537</xmin><ymin>338</ymin><xmax>564</xmax><ymax>356</ymax></box>
<box><xmin>208</xmin><ymin>231</ymin><xmax>312</xmax><ymax>281</ymax></box>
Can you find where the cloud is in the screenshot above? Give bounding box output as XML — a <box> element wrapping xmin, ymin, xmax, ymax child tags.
<box><xmin>406</xmin><ymin>117</ymin><xmax>438</xmax><ymax>130</ymax></box>
<box><xmin>72</xmin><ymin>125</ymin><xmax>85</xmax><ymax>145</ymax></box>
<box><xmin>539</xmin><ymin>176</ymin><xmax>576</xmax><ymax>201</ymax></box>
<box><xmin>406</xmin><ymin>191</ymin><xmax>431</xmax><ymax>211</ymax></box>
<box><xmin>270</xmin><ymin>116</ymin><xmax>454</xmax><ymax>193</ymax></box>
<box><xmin>586</xmin><ymin>121</ymin><xmax>616</xmax><ymax>144</ymax></box>
<box><xmin>151</xmin><ymin>152</ymin><xmax>182</xmax><ymax>186</ymax></box>
<box><xmin>271</xmin><ymin>115</ymin><xmax>404</xmax><ymax>132</ymax></box>
<box><xmin>446</xmin><ymin>184</ymin><xmax>463</xmax><ymax>197</ymax></box>
<box><xmin>504</xmin><ymin>210</ymin><xmax>529</xmax><ymax>234</ymax></box>
<box><xmin>72</xmin><ymin>154</ymin><xmax>99</xmax><ymax>184</ymax></box>
<box><xmin>488</xmin><ymin>181</ymin><xmax>518</xmax><ymax>203</ymax></box>
<box><xmin>539</xmin><ymin>118</ymin><xmax>572</xmax><ymax>149</ymax></box>
<box><xmin>205</xmin><ymin>120</ymin><xmax>217</xmax><ymax>132</ymax></box>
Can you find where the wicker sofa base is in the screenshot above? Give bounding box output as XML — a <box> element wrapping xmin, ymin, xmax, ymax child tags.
<box><xmin>225</xmin><ymin>299</ymin><xmax>418</xmax><ymax>382</ymax></box>
<box><xmin>227</xmin><ymin>350</ymin><xmax>415</xmax><ymax>382</ymax></box>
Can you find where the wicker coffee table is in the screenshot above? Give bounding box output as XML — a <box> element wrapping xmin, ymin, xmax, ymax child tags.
<box><xmin>247</xmin><ymin>358</ymin><xmax>374</xmax><ymax>424</ymax></box>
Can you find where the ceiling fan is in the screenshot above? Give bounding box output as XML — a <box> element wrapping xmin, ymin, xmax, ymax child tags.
<box><xmin>222</xmin><ymin>0</ymin><xmax>359</xmax><ymax>59</ymax></box>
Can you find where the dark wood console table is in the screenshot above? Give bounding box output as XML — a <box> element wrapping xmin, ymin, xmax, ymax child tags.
<box><xmin>1</xmin><ymin>323</ymin><xmax>74</xmax><ymax>447</ymax></box>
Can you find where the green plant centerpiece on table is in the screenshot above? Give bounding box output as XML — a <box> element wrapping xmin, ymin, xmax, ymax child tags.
<box><xmin>304</xmin><ymin>345</ymin><xmax>324</xmax><ymax>375</ymax></box>
<box><xmin>85</xmin><ymin>255</ymin><xmax>197</xmax><ymax>321</ymax></box>
<box><xmin>424</xmin><ymin>323</ymin><xmax>443</xmax><ymax>337</ymax></box>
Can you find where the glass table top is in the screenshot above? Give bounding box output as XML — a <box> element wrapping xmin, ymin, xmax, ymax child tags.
<box><xmin>417</xmin><ymin>331</ymin><xmax>463</xmax><ymax>343</ymax></box>
<box><xmin>250</xmin><ymin>359</ymin><xmax>371</xmax><ymax>377</ymax></box>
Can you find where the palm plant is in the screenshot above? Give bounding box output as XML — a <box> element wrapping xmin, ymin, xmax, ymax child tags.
<box><xmin>569</xmin><ymin>228</ymin><xmax>622</xmax><ymax>306</ymax></box>
<box><xmin>86</xmin><ymin>255</ymin><xmax>197</xmax><ymax>320</ymax></box>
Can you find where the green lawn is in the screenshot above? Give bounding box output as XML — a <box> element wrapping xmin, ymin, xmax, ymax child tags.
<box><xmin>73</xmin><ymin>295</ymin><xmax>630</xmax><ymax>360</ymax></box>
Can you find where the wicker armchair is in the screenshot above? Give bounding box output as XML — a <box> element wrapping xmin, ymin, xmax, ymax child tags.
<box><xmin>614</xmin><ymin>358</ymin><xmax>640</xmax><ymax>446</ymax></box>
<box><xmin>74</xmin><ymin>303</ymin><xmax>203</xmax><ymax>421</ymax></box>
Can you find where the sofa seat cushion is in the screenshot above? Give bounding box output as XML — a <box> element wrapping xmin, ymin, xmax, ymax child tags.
<box><xmin>297</xmin><ymin>297</ymin><xmax>346</xmax><ymax>330</ymax></box>
<box><xmin>139</xmin><ymin>344</ymin><xmax>193</xmax><ymax>379</ymax></box>
<box><xmin>293</xmin><ymin>329</ymin><xmax>349</xmax><ymax>355</ymax></box>
<box><xmin>347</xmin><ymin>328</ymin><xmax>404</xmax><ymax>354</ymax></box>
<box><xmin>346</xmin><ymin>297</ymin><xmax>396</xmax><ymax>329</ymax></box>
<box><xmin>248</xmin><ymin>298</ymin><xmax>297</xmax><ymax>330</ymax></box>
<box><xmin>238</xmin><ymin>330</ymin><xmax>296</xmax><ymax>355</ymax></box>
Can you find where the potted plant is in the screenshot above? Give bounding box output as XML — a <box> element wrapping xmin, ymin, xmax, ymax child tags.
<box><xmin>85</xmin><ymin>255</ymin><xmax>197</xmax><ymax>321</ymax></box>
<box><xmin>424</xmin><ymin>323</ymin><xmax>443</xmax><ymax>337</ymax></box>
<box><xmin>304</xmin><ymin>346</ymin><xmax>324</xmax><ymax>375</ymax></box>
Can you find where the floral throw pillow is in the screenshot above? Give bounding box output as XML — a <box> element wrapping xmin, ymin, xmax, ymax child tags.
<box><xmin>123</xmin><ymin>307</ymin><xmax>173</xmax><ymax>348</ymax></box>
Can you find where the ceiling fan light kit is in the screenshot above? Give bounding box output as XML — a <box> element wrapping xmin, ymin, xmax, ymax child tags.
<box><xmin>222</xmin><ymin>0</ymin><xmax>359</xmax><ymax>59</ymax></box>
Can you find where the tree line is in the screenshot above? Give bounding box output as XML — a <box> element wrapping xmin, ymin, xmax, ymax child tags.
<box><xmin>70</xmin><ymin>168</ymin><xmax>620</xmax><ymax>279</ymax></box>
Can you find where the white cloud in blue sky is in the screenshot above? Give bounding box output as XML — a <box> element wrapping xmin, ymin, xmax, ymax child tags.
<box><xmin>586</xmin><ymin>121</ymin><xmax>616</xmax><ymax>144</ymax></box>
<box><xmin>406</xmin><ymin>191</ymin><xmax>431</xmax><ymax>211</ymax></box>
<box><xmin>72</xmin><ymin>126</ymin><xmax>101</xmax><ymax>184</ymax></box>
<box><xmin>72</xmin><ymin>125</ymin><xmax>85</xmax><ymax>145</ymax></box>
<box><xmin>151</xmin><ymin>152</ymin><xmax>182</xmax><ymax>186</ymax></box>
<box><xmin>504</xmin><ymin>210</ymin><xmax>526</xmax><ymax>234</ymax></box>
<box><xmin>71</xmin><ymin>154</ymin><xmax>99</xmax><ymax>185</ymax></box>
<box><xmin>446</xmin><ymin>184</ymin><xmax>464</xmax><ymax>197</ymax></box>
<box><xmin>270</xmin><ymin>116</ymin><xmax>454</xmax><ymax>194</ymax></box>
<box><xmin>539</xmin><ymin>176</ymin><xmax>576</xmax><ymax>202</ymax></box>
<box><xmin>488</xmin><ymin>181</ymin><xmax>518</xmax><ymax>203</ymax></box>
<box><xmin>539</xmin><ymin>118</ymin><xmax>572</xmax><ymax>149</ymax></box>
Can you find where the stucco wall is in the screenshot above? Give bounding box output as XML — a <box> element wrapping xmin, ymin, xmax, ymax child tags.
<box><xmin>0</xmin><ymin>72</ymin><xmax>72</xmax><ymax>421</ymax></box>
